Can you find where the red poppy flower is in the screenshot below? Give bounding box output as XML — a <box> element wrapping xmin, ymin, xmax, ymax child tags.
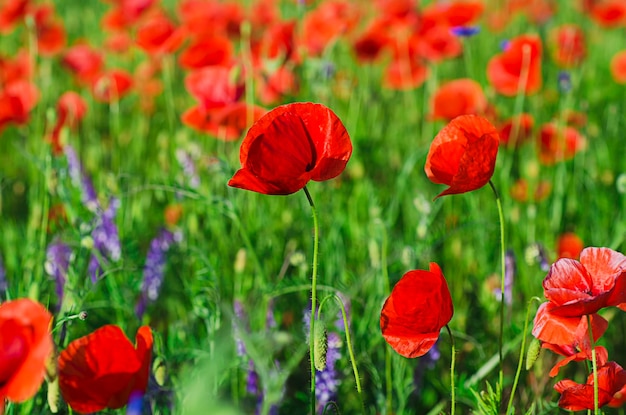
<box><xmin>532</xmin><ymin>301</ymin><xmax>608</xmax><ymax>347</ymax></box>
<box><xmin>300</xmin><ymin>0</ymin><xmax>359</xmax><ymax>56</ymax></box>
<box><xmin>48</xmin><ymin>91</ymin><xmax>88</xmax><ymax>154</ymax></box>
<box><xmin>135</xmin><ymin>10</ymin><xmax>184</xmax><ymax>56</ymax></box>
<box><xmin>91</xmin><ymin>69</ymin><xmax>133</xmax><ymax>103</ymax></box>
<box><xmin>58</xmin><ymin>325</ymin><xmax>153</xmax><ymax>413</ymax></box>
<box><xmin>509</xmin><ymin>178</ymin><xmax>551</xmax><ymax>203</ymax></box>
<box><xmin>380</xmin><ymin>263</ymin><xmax>453</xmax><ymax>358</ymax></box>
<box><xmin>353</xmin><ymin>22</ymin><xmax>389</xmax><ymax>63</ymax></box>
<box><xmin>550</xmin><ymin>24</ymin><xmax>586</xmax><ymax>68</ymax></box>
<box><xmin>556</xmin><ymin>232</ymin><xmax>584</xmax><ymax>259</ymax></box>
<box><xmin>610</xmin><ymin>50</ymin><xmax>626</xmax><ymax>84</ymax></box>
<box><xmin>544</xmin><ymin>344</ymin><xmax>608</xmax><ymax>377</ymax></box>
<box><xmin>430</xmin><ymin>78</ymin><xmax>487</xmax><ymax>122</ymax></box>
<box><xmin>424</xmin><ymin>114</ymin><xmax>499</xmax><ymax>198</ymax></box>
<box><xmin>256</xmin><ymin>66</ymin><xmax>298</xmax><ymax>106</ymax></box>
<box><xmin>537</xmin><ymin>122</ymin><xmax>586</xmax><ymax>165</ymax></box>
<box><xmin>555</xmin><ymin>361</ymin><xmax>626</xmax><ymax>411</ymax></box>
<box><xmin>383</xmin><ymin>56</ymin><xmax>429</xmax><ymax>90</ymax></box>
<box><xmin>62</xmin><ymin>44</ymin><xmax>104</xmax><ymax>85</ymax></box>
<box><xmin>542</xmin><ymin>247</ymin><xmax>626</xmax><ymax>317</ymax></box>
<box><xmin>0</xmin><ymin>298</ymin><xmax>53</xmax><ymax>403</ymax></box>
<box><xmin>0</xmin><ymin>0</ymin><xmax>28</xmax><ymax>33</ymax></box>
<box><xmin>185</xmin><ymin>66</ymin><xmax>243</xmax><ymax>111</ymax></box>
<box><xmin>487</xmin><ymin>34</ymin><xmax>542</xmax><ymax>96</ymax></box>
<box><xmin>178</xmin><ymin>36</ymin><xmax>233</xmax><ymax>70</ymax></box>
<box><xmin>499</xmin><ymin>113</ymin><xmax>534</xmax><ymax>147</ymax></box>
<box><xmin>590</xmin><ymin>0</ymin><xmax>626</xmax><ymax>28</ymax></box>
<box><xmin>0</xmin><ymin>80</ymin><xmax>39</xmax><ymax>131</ymax></box>
<box><xmin>32</xmin><ymin>4</ymin><xmax>66</xmax><ymax>56</ymax></box>
<box><xmin>228</xmin><ymin>102</ymin><xmax>352</xmax><ymax>195</ymax></box>
<box><xmin>182</xmin><ymin>102</ymin><xmax>266</xmax><ymax>141</ymax></box>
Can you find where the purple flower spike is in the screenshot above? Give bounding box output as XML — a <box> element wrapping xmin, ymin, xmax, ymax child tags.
<box><xmin>135</xmin><ymin>228</ymin><xmax>181</xmax><ymax>318</ymax></box>
<box><xmin>89</xmin><ymin>197</ymin><xmax>121</xmax><ymax>282</ymax></box>
<box><xmin>64</xmin><ymin>145</ymin><xmax>99</xmax><ymax>212</ymax></box>
<box><xmin>45</xmin><ymin>240</ymin><xmax>72</xmax><ymax>312</ymax></box>
<box><xmin>494</xmin><ymin>249</ymin><xmax>515</xmax><ymax>305</ymax></box>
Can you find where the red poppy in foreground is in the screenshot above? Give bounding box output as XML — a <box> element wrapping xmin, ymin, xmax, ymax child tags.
<box><xmin>380</xmin><ymin>263</ymin><xmax>453</xmax><ymax>358</ymax></box>
<box><xmin>555</xmin><ymin>361</ymin><xmax>626</xmax><ymax>410</ymax></box>
<box><xmin>532</xmin><ymin>301</ymin><xmax>608</xmax><ymax>348</ymax></box>
<box><xmin>228</xmin><ymin>102</ymin><xmax>352</xmax><ymax>195</ymax></box>
<box><xmin>425</xmin><ymin>114</ymin><xmax>499</xmax><ymax>198</ymax></box>
<box><xmin>542</xmin><ymin>247</ymin><xmax>626</xmax><ymax>317</ymax></box>
<box><xmin>58</xmin><ymin>325</ymin><xmax>153</xmax><ymax>413</ymax></box>
<box><xmin>0</xmin><ymin>298</ymin><xmax>53</xmax><ymax>403</ymax></box>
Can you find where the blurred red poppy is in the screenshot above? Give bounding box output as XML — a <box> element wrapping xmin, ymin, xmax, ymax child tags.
<box><xmin>380</xmin><ymin>263</ymin><xmax>453</xmax><ymax>358</ymax></box>
<box><xmin>183</xmin><ymin>102</ymin><xmax>266</xmax><ymax>141</ymax></box>
<box><xmin>538</xmin><ymin>122</ymin><xmax>586</xmax><ymax>165</ymax></box>
<box><xmin>550</xmin><ymin>24</ymin><xmax>586</xmax><ymax>68</ymax></box>
<box><xmin>542</xmin><ymin>247</ymin><xmax>626</xmax><ymax>317</ymax></box>
<box><xmin>430</xmin><ymin>78</ymin><xmax>487</xmax><ymax>121</ymax></box>
<box><xmin>590</xmin><ymin>0</ymin><xmax>626</xmax><ymax>28</ymax></box>
<box><xmin>300</xmin><ymin>0</ymin><xmax>359</xmax><ymax>56</ymax></box>
<box><xmin>610</xmin><ymin>50</ymin><xmax>626</xmax><ymax>84</ymax></box>
<box><xmin>135</xmin><ymin>10</ymin><xmax>184</xmax><ymax>56</ymax></box>
<box><xmin>32</xmin><ymin>4</ymin><xmax>66</xmax><ymax>56</ymax></box>
<box><xmin>425</xmin><ymin>114</ymin><xmax>499</xmax><ymax>198</ymax></box>
<box><xmin>91</xmin><ymin>69</ymin><xmax>133</xmax><ymax>102</ymax></box>
<box><xmin>487</xmin><ymin>34</ymin><xmax>542</xmax><ymax>96</ymax></box>
<box><xmin>256</xmin><ymin>66</ymin><xmax>298</xmax><ymax>106</ymax></box>
<box><xmin>101</xmin><ymin>0</ymin><xmax>156</xmax><ymax>31</ymax></box>
<box><xmin>555</xmin><ymin>361</ymin><xmax>626</xmax><ymax>410</ymax></box>
<box><xmin>0</xmin><ymin>0</ymin><xmax>28</xmax><ymax>33</ymax></box>
<box><xmin>48</xmin><ymin>91</ymin><xmax>88</xmax><ymax>155</ymax></box>
<box><xmin>532</xmin><ymin>301</ymin><xmax>608</xmax><ymax>347</ymax></box>
<box><xmin>556</xmin><ymin>232</ymin><xmax>584</xmax><ymax>259</ymax></box>
<box><xmin>58</xmin><ymin>325</ymin><xmax>153</xmax><ymax>413</ymax></box>
<box><xmin>499</xmin><ymin>113</ymin><xmax>534</xmax><ymax>147</ymax></box>
<box><xmin>383</xmin><ymin>56</ymin><xmax>429</xmax><ymax>90</ymax></box>
<box><xmin>62</xmin><ymin>44</ymin><xmax>104</xmax><ymax>85</ymax></box>
<box><xmin>178</xmin><ymin>36</ymin><xmax>233</xmax><ymax>70</ymax></box>
<box><xmin>228</xmin><ymin>102</ymin><xmax>352</xmax><ymax>195</ymax></box>
<box><xmin>0</xmin><ymin>80</ymin><xmax>39</xmax><ymax>131</ymax></box>
<box><xmin>185</xmin><ymin>66</ymin><xmax>243</xmax><ymax>111</ymax></box>
<box><xmin>509</xmin><ymin>178</ymin><xmax>551</xmax><ymax>203</ymax></box>
<box><xmin>0</xmin><ymin>298</ymin><xmax>53</xmax><ymax>403</ymax></box>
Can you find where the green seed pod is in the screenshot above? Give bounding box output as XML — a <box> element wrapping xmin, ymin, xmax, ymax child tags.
<box><xmin>47</xmin><ymin>377</ymin><xmax>60</xmax><ymax>413</ymax></box>
<box><xmin>313</xmin><ymin>321</ymin><xmax>328</xmax><ymax>371</ymax></box>
<box><xmin>526</xmin><ymin>338</ymin><xmax>542</xmax><ymax>370</ymax></box>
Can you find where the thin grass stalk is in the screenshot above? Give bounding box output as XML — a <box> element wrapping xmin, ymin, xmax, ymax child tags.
<box><xmin>445</xmin><ymin>325</ymin><xmax>456</xmax><ymax>415</ymax></box>
<box><xmin>587</xmin><ymin>315</ymin><xmax>599</xmax><ymax>415</ymax></box>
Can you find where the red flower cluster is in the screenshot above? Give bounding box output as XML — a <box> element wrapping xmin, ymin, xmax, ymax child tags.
<box><xmin>487</xmin><ymin>34</ymin><xmax>543</xmax><ymax>96</ymax></box>
<box><xmin>532</xmin><ymin>247</ymin><xmax>626</xmax><ymax>410</ymax></box>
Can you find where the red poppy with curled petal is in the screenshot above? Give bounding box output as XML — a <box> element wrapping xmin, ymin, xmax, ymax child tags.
<box><xmin>555</xmin><ymin>361</ymin><xmax>626</xmax><ymax>411</ymax></box>
<box><xmin>542</xmin><ymin>247</ymin><xmax>626</xmax><ymax>317</ymax></box>
<box><xmin>532</xmin><ymin>301</ymin><xmax>608</xmax><ymax>347</ymax></box>
<box><xmin>58</xmin><ymin>325</ymin><xmax>153</xmax><ymax>413</ymax></box>
<box><xmin>545</xmin><ymin>344</ymin><xmax>608</xmax><ymax>377</ymax></box>
<box><xmin>430</xmin><ymin>78</ymin><xmax>487</xmax><ymax>122</ymax></box>
<box><xmin>380</xmin><ymin>263</ymin><xmax>453</xmax><ymax>358</ymax></box>
<box><xmin>0</xmin><ymin>298</ymin><xmax>53</xmax><ymax>403</ymax></box>
<box><xmin>228</xmin><ymin>102</ymin><xmax>352</xmax><ymax>195</ymax></box>
<box><xmin>425</xmin><ymin>114</ymin><xmax>499</xmax><ymax>198</ymax></box>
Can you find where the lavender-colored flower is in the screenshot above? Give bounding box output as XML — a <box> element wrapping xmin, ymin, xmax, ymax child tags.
<box><xmin>233</xmin><ymin>299</ymin><xmax>248</xmax><ymax>357</ymax></box>
<box><xmin>316</xmin><ymin>331</ymin><xmax>341</xmax><ymax>412</ymax></box>
<box><xmin>413</xmin><ymin>341</ymin><xmax>441</xmax><ymax>397</ymax></box>
<box><xmin>88</xmin><ymin>197</ymin><xmax>121</xmax><ymax>282</ymax></box>
<box><xmin>558</xmin><ymin>71</ymin><xmax>572</xmax><ymax>92</ymax></box>
<box><xmin>135</xmin><ymin>228</ymin><xmax>181</xmax><ymax>318</ymax></box>
<box><xmin>451</xmin><ymin>26</ymin><xmax>480</xmax><ymax>37</ymax></box>
<box><xmin>64</xmin><ymin>145</ymin><xmax>99</xmax><ymax>212</ymax></box>
<box><xmin>500</xmin><ymin>39</ymin><xmax>510</xmax><ymax>51</ymax></box>
<box><xmin>176</xmin><ymin>149</ymin><xmax>200</xmax><ymax>189</ymax></box>
<box><xmin>494</xmin><ymin>249</ymin><xmax>515</xmax><ymax>305</ymax></box>
<box><xmin>246</xmin><ymin>359</ymin><xmax>260</xmax><ymax>396</ymax></box>
<box><xmin>126</xmin><ymin>391</ymin><xmax>143</xmax><ymax>415</ymax></box>
<box><xmin>0</xmin><ymin>253</ymin><xmax>6</xmax><ymax>299</ymax></box>
<box><xmin>44</xmin><ymin>241</ymin><xmax>72</xmax><ymax>312</ymax></box>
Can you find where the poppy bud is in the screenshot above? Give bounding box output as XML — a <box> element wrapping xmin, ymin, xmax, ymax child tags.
<box><xmin>314</xmin><ymin>320</ymin><xmax>328</xmax><ymax>371</ymax></box>
<box><xmin>526</xmin><ymin>338</ymin><xmax>542</xmax><ymax>370</ymax></box>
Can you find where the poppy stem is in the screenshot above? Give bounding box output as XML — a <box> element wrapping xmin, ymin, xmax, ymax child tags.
<box><xmin>445</xmin><ymin>324</ymin><xmax>456</xmax><ymax>415</ymax></box>
<box><xmin>587</xmin><ymin>315</ymin><xmax>599</xmax><ymax>415</ymax></box>
<box><xmin>303</xmin><ymin>185</ymin><xmax>319</xmax><ymax>415</ymax></box>
<box><xmin>488</xmin><ymin>179</ymin><xmax>506</xmax><ymax>402</ymax></box>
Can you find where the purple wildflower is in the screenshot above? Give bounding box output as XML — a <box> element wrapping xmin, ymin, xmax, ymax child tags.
<box><xmin>88</xmin><ymin>197</ymin><xmax>121</xmax><ymax>282</ymax></box>
<box><xmin>176</xmin><ymin>149</ymin><xmax>200</xmax><ymax>189</ymax></box>
<box><xmin>0</xmin><ymin>253</ymin><xmax>6</xmax><ymax>299</ymax></box>
<box><xmin>44</xmin><ymin>240</ymin><xmax>72</xmax><ymax>312</ymax></box>
<box><xmin>246</xmin><ymin>359</ymin><xmax>260</xmax><ymax>396</ymax></box>
<box><xmin>450</xmin><ymin>26</ymin><xmax>480</xmax><ymax>37</ymax></box>
<box><xmin>135</xmin><ymin>228</ymin><xmax>181</xmax><ymax>318</ymax></box>
<box><xmin>494</xmin><ymin>249</ymin><xmax>515</xmax><ymax>305</ymax></box>
<box><xmin>316</xmin><ymin>332</ymin><xmax>342</xmax><ymax>412</ymax></box>
<box><xmin>126</xmin><ymin>391</ymin><xmax>143</xmax><ymax>415</ymax></box>
<box><xmin>64</xmin><ymin>145</ymin><xmax>99</xmax><ymax>212</ymax></box>
<box><xmin>558</xmin><ymin>71</ymin><xmax>572</xmax><ymax>92</ymax></box>
<box><xmin>233</xmin><ymin>299</ymin><xmax>248</xmax><ymax>357</ymax></box>
<box><xmin>500</xmin><ymin>39</ymin><xmax>510</xmax><ymax>51</ymax></box>
<box><xmin>413</xmin><ymin>341</ymin><xmax>441</xmax><ymax>397</ymax></box>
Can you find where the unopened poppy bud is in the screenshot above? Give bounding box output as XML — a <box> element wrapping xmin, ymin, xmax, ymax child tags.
<box><xmin>313</xmin><ymin>321</ymin><xmax>328</xmax><ymax>371</ymax></box>
<box><xmin>47</xmin><ymin>377</ymin><xmax>60</xmax><ymax>413</ymax></box>
<box><xmin>234</xmin><ymin>248</ymin><xmax>247</xmax><ymax>274</ymax></box>
<box><xmin>526</xmin><ymin>338</ymin><xmax>542</xmax><ymax>370</ymax></box>
<box><xmin>81</xmin><ymin>236</ymin><xmax>94</xmax><ymax>250</ymax></box>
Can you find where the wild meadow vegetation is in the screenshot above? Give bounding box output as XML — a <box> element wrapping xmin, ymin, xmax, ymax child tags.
<box><xmin>1</xmin><ymin>0</ymin><xmax>626</xmax><ymax>414</ymax></box>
